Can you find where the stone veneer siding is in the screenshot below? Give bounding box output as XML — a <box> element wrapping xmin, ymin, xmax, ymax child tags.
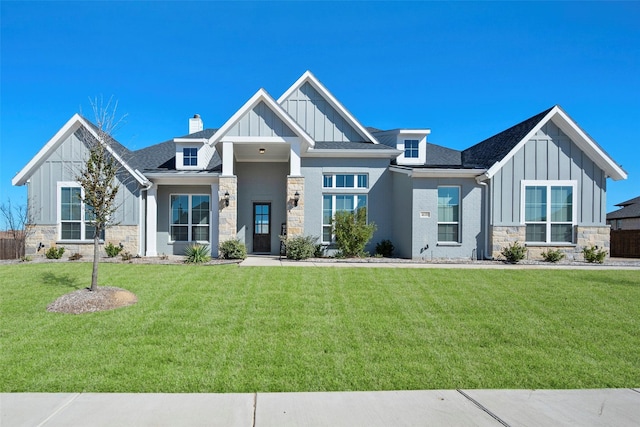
<box><xmin>26</xmin><ymin>224</ymin><xmax>139</xmax><ymax>257</ymax></box>
<box><xmin>286</xmin><ymin>177</ymin><xmax>304</xmax><ymax>237</ymax></box>
<box><xmin>490</xmin><ymin>225</ymin><xmax>611</xmax><ymax>261</ymax></box>
<box><xmin>218</xmin><ymin>176</ymin><xmax>238</xmax><ymax>246</ymax></box>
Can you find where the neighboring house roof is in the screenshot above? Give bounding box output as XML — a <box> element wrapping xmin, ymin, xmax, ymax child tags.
<box><xmin>12</xmin><ymin>113</ymin><xmax>147</xmax><ymax>186</ymax></box>
<box><xmin>607</xmin><ymin>196</ymin><xmax>640</xmax><ymax>220</ymax></box>
<box><xmin>463</xmin><ymin>105</ymin><xmax>627</xmax><ymax>181</ymax></box>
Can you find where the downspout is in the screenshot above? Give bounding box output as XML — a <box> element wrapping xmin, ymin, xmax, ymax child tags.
<box><xmin>136</xmin><ymin>169</ymin><xmax>153</xmax><ymax>257</ymax></box>
<box><xmin>476</xmin><ymin>175</ymin><xmax>491</xmax><ymax>260</ymax></box>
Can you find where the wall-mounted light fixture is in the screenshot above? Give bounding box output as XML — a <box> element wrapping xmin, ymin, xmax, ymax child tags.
<box><xmin>259</xmin><ymin>148</ymin><xmax>266</xmax><ymax>154</ymax></box>
<box><xmin>294</xmin><ymin>191</ymin><xmax>300</xmax><ymax>207</ymax></box>
<box><xmin>224</xmin><ymin>191</ymin><xmax>230</xmax><ymax>207</ymax></box>
<box><xmin>37</xmin><ymin>242</ymin><xmax>45</xmax><ymax>252</ymax></box>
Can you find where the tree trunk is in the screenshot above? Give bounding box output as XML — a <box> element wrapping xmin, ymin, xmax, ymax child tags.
<box><xmin>90</xmin><ymin>230</ymin><xmax>100</xmax><ymax>291</ymax></box>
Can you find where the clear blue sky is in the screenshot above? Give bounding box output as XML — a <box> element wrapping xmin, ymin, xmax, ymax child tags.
<box><xmin>1</xmin><ymin>1</ymin><xmax>639</xmax><ymax>227</ymax></box>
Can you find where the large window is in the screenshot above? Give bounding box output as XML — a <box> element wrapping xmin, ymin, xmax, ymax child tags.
<box><xmin>523</xmin><ymin>182</ymin><xmax>575</xmax><ymax>243</ymax></box>
<box><xmin>437</xmin><ymin>186</ymin><xmax>460</xmax><ymax>243</ymax></box>
<box><xmin>322</xmin><ymin>194</ymin><xmax>368</xmax><ymax>243</ymax></box>
<box><xmin>58</xmin><ymin>185</ymin><xmax>104</xmax><ymax>241</ymax></box>
<box><xmin>404</xmin><ymin>139</ymin><xmax>419</xmax><ymax>158</ymax></box>
<box><xmin>170</xmin><ymin>194</ymin><xmax>210</xmax><ymax>242</ymax></box>
<box><xmin>183</xmin><ymin>147</ymin><xmax>198</xmax><ymax>166</ymax></box>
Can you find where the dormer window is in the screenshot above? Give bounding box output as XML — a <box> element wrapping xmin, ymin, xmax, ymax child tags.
<box><xmin>404</xmin><ymin>140</ymin><xmax>419</xmax><ymax>158</ymax></box>
<box><xmin>183</xmin><ymin>148</ymin><xmax>198</xmax><ymax>166</ymax></box>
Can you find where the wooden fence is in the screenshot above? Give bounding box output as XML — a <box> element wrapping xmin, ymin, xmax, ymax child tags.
<box><xmin>0</xmin><ymin>238</ymin><xmax>25</xmax><ymax>260</ymax></box>
<box><xmin>610</xmin><ymin>230</ymin><xmax>640</xmax><ymax>258</ymax></box>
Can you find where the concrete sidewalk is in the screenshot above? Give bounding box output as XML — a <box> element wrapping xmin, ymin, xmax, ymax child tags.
<box><xmin>3</xmin><ymin>389</ymin><xmax>639</xmax><ymax>426</ymax></box>
<box><xmin>239</xmin><ymin>255</ymin><xmax>640</xmax><ymax>269</ymax></box>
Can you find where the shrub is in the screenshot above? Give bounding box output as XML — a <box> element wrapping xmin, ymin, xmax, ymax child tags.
<box><xmin>185</xmin><ymin>244</ymin><xmax>211</xmax><ymax>263</ymax></box>
<box><xmin>104</xmin><ymin>242</ymin><xmax>123</xmax><ymax>258</ymax></box>
<box><xmin>541</xmin><ymin>248</ymin><xmax>565</xmax><ymax>263</ymax></box>
<box><xmin>219</xmin><ymin>239</ymin><xmax>247</xmax><ymax>260</ymax></box>
<box><xmin>314</xmin><ymin>244</ymin><xmax>325</xmax><ymax>258</ymax></box>
<box><xmin>501</xmin><ymin>241</ymin><xmax>527</xmax><ymax>263</ymax></box>
<box><xmin>45</xmin><ymin>246</ymin><xmax>65</xmax><ymax>259</ymax></box>
<box><xmin>583</xmin><ymin>245</ymin><xmax>607</xmax><ymax>264</ymax></box>
<box><xmin>332</xmin><ymin>208</ymin><xmax>377</xmax><ymax>257</ymax></box>
<box><xmin>375</xmin><ymin>239</ymin><xmax>394</xmax><ymax>257</ymax></box>
<box><xmin>283</xmin><ymin>235</ymin><xmax>319</xmax><ymax>260</ymax></box>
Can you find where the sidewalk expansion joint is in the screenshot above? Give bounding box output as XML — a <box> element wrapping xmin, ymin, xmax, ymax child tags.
<box><xmin>252</xmin><ymin>392</ymin><xmax>257</xmax><ymax>427</ymax></box>
<box><xmin>36</xmin><ymin>392</ymin><xmax>81</xmax><ymax>427</ymax></box>
<box><xmin>457</xmin><ymin>389</ymin><xmax>511</xmax><ymax>427</ymax></box>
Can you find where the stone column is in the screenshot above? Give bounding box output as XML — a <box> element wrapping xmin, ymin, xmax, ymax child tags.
<box><xmin>218</xmin><ymin>176</ymin><xmax>237</xmax><ymax>245</ymax></box>
<box><xmin>287</xmin><ymin>176</ymin><xmax>304</xmax><ymax>237</ymax></box>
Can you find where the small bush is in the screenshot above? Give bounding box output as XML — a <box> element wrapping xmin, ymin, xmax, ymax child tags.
<box><xmin>68</xmin><ymin>253</ymin><xmax>83</xmax><ymax>261</ymax></box>
<box><xmin>185</xmin><ymin>244</ymin><xmax>211</xmax><ymax>263</ymax></box>
<box><xmin>45</xmin><ymin>246</ymin><xmax>65</xmax><ymax>259</ymax></box>
<box><xmin>541</xmin><ymin>248</ymin><xmax>565</xmax><ymax>263</ymax></box>
<box><xmin>21</xmin><ymin>255</ymin><xmax>33</xmax><ymax>262</ymax></box>
<box><xmin>219</xmin><ymin>239</ymin><xmax>247</xmax><ymax>260</ymax></box>
<box><xmin>501</xmin><ymin>241</ymin><xmax>527</xmax><ymax>263</ymax></box>
<box><xmin>333</xmin><ymin>208</ymin><xmax>377</xmax><ymax>257</ymax></box>
<box><xmin>314</xmin><ymin>244</ymin><xmax>325</xmax><ymax>258</ymax></box>
<box><xmin>283</xmin><ymin>235</ymin><xmax>318</xmax><ymax>260</ymax></box>
<box><xmin>375</xmin><ymin>239</ymin><xmax>394</xmax><ymax>257</ymax></box>
<box><xmin>104</xmin><ymin>242</ymin><xmax>123</xmax><ymax>258</ymax></box>
<box><xmin>583</xmin><ymin>245</ymin><xmax>607</xmax><ymax>264</ymax></box>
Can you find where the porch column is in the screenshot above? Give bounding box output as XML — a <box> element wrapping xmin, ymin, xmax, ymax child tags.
<box><xmin>287</xmin><ymin>176</ymin><xmax>304</xmax><ymax>237</ymax></box>
<box><xmin>222</xmin><ymin>141</ymin><xmax>234</xmax><ymax>176</ymax></box>
<box><xmin>290</xmin><ymin>140</ymin><xmax>301</xmax><ymax>176</ymax></box>
<box><xmin>218</xmin><ymin>176</ymin><xmax>237</xmax><ymax>246</ymax></box>
<box><xmin>146</xmin><ymin>185</ymin><xmax>158</xmax><ymax>256</ymax></box>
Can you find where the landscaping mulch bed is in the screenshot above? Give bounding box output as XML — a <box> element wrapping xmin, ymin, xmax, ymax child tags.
<box><xmin>47</xmin><ymin>286</ymin><xmax>137</xmax><ymax>314</ymax></box>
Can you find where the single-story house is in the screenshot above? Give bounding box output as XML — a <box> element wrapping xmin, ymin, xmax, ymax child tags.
<box><xmin>12</xmin><ymin>71</ymin><xmax>627</xmax><ymax>260</ymax></box>
<box><xmin>607</xmin><ymin>196</ymin><xmax>640</xmax><ymax>230</ymax></box>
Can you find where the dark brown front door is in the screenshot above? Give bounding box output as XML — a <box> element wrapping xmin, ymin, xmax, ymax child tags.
<box><xmin>253</xmin><ymin>203</ymin><xmax>271</xmax><ymax>253</ymax></box>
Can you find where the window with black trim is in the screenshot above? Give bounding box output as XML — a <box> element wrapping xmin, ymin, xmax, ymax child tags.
<box><xmin>170</xmin><ymin>194</ymin><xmax>210</xmax><ymax>242</ymax></box>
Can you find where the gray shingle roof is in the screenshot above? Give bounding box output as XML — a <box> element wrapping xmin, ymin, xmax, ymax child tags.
<box><xmin>607</xmin><ymin>196</ymin><xmax>640</xmax><ymax>219</ymax></box>
<box><xmin>461</xmin><ymin>106</ymin><xmax>554</xmax><ymax>169</ymax></box>
<box><xmin>425</xmin><ymin>143</ymin><xmax>462</xmax><ymax>167</ymax></box>
<box><xmin>314</xmin><ymin>141</ymin><xmax>396</xmax><ymax>150</ymax></box>
<box><xmin>176</xmin><ymin>129</ymin><xmax>217</xmax><ymax>139</ymax></box>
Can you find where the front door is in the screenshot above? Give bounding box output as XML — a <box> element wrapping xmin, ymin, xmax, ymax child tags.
<box><xmin>253</xmin><ymin>203</ymin><xmax>271</xmax><ymax>253</ymax></box>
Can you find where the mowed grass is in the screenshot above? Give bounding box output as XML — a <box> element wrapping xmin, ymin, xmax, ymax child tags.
<box><xmin>1</xmin><ymin>263</ymin><xmax>639</xmax><ymax>392</ymax></box>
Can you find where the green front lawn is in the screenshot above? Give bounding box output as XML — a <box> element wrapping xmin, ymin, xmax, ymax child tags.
<box><xmin>1</xmin><ymin>263</ymin><xmax>639</xmax><ymax>392</ymax></box>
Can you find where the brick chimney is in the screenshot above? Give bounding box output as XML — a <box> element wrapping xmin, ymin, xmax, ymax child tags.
<box><xmin>189</xmin><ymin>114</ymin><xmax>203</xmax><ymax>134</ymax></box>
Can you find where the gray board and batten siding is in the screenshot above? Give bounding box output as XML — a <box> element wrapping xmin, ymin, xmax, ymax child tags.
<box><xmin>491</xmin><ymin>121</ymin><xmax>607</xmax><ymax>226</ymax></box>
<box><xmin>281</xmin><ymin>82</ymin><xmax>366</xmax><ymax>142</ymax></box>
<box><xmin>226</xmin><ymin>101</ymin><xmax>296</xmax><ymax>138</ymax></box>
<box><xmin>28</xmin><ymin>129</ymin><xmax>140</xmax><ymax>227</ymax></box>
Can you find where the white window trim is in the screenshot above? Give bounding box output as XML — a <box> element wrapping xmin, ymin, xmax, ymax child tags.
<box><xmin>321</xmin><ymin>193</ymin><xmax>369</xmax><ymax>244</ymax></box>
<box><xmin>169</xmin><ymin>193</ymin><xmax>211</xmax><ymax>243</ymax></box>
<box><xmin>404</xmin><ymin>139</ymin><xmax>420</xmax><ymax>158</ymax></box>
<box><xmin>56</xmin><ymin>181</ymin><xmax>104</xmax><ymax>242</ymax></box>
<box><xmin>520</xmin><ymin>180</ymin><xmax>578</xmax><ymax>244</ymax></box>
<box><xmin>175</xmin><ymin>144</ymin><xmax>201</xmax><ymax>170</ymax></box>
<box><xmin>322</xmin><ymin>173</ymin><xmax>369</xmax><ymax>189</ymax></box>
<box><xmin>437</xmin><ymin>185</ymin><xmax>461</xmax><ymax>244</ymax></box>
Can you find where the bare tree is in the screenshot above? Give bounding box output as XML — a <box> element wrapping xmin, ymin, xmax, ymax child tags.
<box><xmin>0</xmin><ymin>199</ymin><xmax>35</xmax><ymax>259</ymax></box>
<box><xmin>77</xmin><ymin>96</ymin><xmax>126</xmax><ymax>291</ymax></box>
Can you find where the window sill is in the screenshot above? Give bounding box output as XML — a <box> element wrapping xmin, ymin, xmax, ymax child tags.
<box><xmin>437</xmin><ymin>242</ymin><xmax>462</xmax><ymax>247</ymax></box>
<box><xmin>169</xmin><ymin>241</ymin><xmax>210</xmax><ymax>245</ymax></box>
<box><xmin>525</xmin><ymin>243</ymin><xmax>576</xmax><ymax>247</ymax></box>
<box><xmin>57</xmin><ymin>240</ymin><xmax>104</xmax><ymax>244</ymax></box>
